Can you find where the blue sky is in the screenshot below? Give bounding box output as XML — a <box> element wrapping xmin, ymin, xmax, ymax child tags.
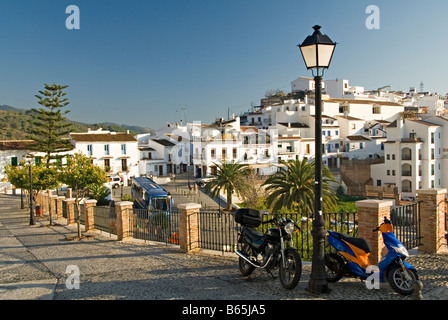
<box><xmin>1</xmin><ymin>0</ymin><xmax>448</xmax><ymax>130</ymax></box>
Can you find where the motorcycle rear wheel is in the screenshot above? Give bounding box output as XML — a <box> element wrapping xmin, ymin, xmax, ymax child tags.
<box><xmin>238</xmin><ymin>243</ymin><xmax>256</xmax><ymax>277</ymax></box>
<box><xmin>279</xmin><ymin>248</ymin><xmax>302</xmax><ymax>290</ymax></box>
<box><xmin>387</xmin><ymin>264</ymin><xmax>418</xmax><ymax>296</ymax></box>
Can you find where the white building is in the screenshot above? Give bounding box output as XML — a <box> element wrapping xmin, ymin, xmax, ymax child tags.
<box><xmin>69</xmin><ymin>128</ymin><xmax>139</xmax><ymax>185</ymax></box>
<box><xmin>190</xmin><ymin>117</ymin><xmax>277</xmax><ymax>177</ymax></box>
<box><xmin>370</xmin><ymin>115</ymin><xmax>445</xmax><ymax>200</ymax></box>
<box><xmin>0</xmin><ymin>140</ymin><xmax>34</xmax><ymax>182</ymax></box>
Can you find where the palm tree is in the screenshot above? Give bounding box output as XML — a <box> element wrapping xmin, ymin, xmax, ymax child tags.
<box><xmin>262</xmin><ymin>159</ymin><xmax>338</xmax><ymax>214</ymax></box>
<box><xmin>204</xmin><ymin>161</ymin><xmax>249</xmax><ymax>211</ymax></box>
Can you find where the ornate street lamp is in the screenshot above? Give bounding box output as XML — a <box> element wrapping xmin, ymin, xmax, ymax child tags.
<box><xmin>298</xmin><ymin>25</ymin><xmax>336</xmax><ymax>294</ymax></box>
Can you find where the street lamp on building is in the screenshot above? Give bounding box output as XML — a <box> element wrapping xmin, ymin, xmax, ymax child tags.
<box><xmin>298</xmin><ymin>25</ymin><xmax>336</xmax><ymax>294</ymax></box>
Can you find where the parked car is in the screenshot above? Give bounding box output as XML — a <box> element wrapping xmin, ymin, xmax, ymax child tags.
<box><xmin>196</xmin><ymin>177</ymin><xmax>213</xmax><ymax>188</ymax></box>
<box><xmin>109</xmin><ymin>177</ymin><xmax>122</xmax><ymax>189</ymax></box>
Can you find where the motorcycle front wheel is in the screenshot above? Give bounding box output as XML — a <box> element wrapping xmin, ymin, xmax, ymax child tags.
<box><xmin>238</xmin><ymin>243</ymin><xmax>255</xmax><ymax>277</ymax></box>
<box><xmin>387</xmin><ymin>264</ymin><xmax>418</xmax><ymax>296</ymax></box>
<box><xmin>279</xmin><ymin>248</ymin><xmax>302</xmax><ymax>290</ymax></box>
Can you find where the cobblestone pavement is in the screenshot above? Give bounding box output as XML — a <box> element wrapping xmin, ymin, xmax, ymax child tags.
<box><xmin>0</xmin><ymin>193</ymin><xmax>447</xmax><ymax>302</ymax></box>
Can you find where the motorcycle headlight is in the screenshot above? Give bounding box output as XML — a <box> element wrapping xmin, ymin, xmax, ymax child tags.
<box><xmin>391</xmin><ymin>244</ymin><xmax>409</xmax><ymax>258</ymax></box>
<box><xmin>285</xmin><ymin>222</ymin><xmax>295</xmax><ymax>235</ymax></box>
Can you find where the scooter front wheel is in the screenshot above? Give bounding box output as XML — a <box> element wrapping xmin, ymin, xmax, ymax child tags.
<box><xmin>387</xmin><ymin>264</ymin><xmax>418</xmax><ymax>296</ymax></box>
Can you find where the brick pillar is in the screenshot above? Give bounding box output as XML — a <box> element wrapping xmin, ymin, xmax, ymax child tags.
<box><xmin>84</xmin><ymin>199</ymin><xmax>97</xmax><ymax>232</ymax></box>
<box><xmin>417</xmin><ymin>188</ymin><xmax>447</xmax><ymax>253</ymax></box>
<box><xmin>56</xmin><ymin>196</ymin><xmax>65</xmax><ymax>220</ymax></box>
<box><xmin>116</xmin><ymin>201</ymin><xmax>133</xmax><ymax>241</ymax></box>
<box><xmin>178</xmin><ymin>203</ymin><xmax>201</xmax><ymax>253</ymax></box>
<box><xmin>67</xmin><ymin>188</ymin><xmax>73</xmax><ymax>199</ymax></box>
<box><xmin>65</xmin><ymin>198</ymin><xmax>76</xmax><ymax>225</ymax></box>
<box><xmin>355</xmin><ymin>199</ymin><xmax>394</xmax><ymax>265</ymax></box>
<box><xmin>50</xmin><ymin>195</ymin><xmax>58</xmax><ymax>217</ymax></box>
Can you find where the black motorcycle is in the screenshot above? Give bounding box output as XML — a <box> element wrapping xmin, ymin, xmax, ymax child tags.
<box><xmin>234</xmin><ymin>208</ymin><xmax>302</xmax><ymax>290</ymax></box>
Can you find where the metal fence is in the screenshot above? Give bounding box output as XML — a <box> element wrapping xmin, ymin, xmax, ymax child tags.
<box><xmin>195</xmin><ymin>210</ymin><xmax>358</xmax><ymax>261</ymax></box>
<box><xmin>93</xmin><ymin>206</ymin><xmax>117</xmax><ymax>235</ymax></box>
<box><xmin>89</xmin><ymin>205</ymin><xmax>358</xmax><ymax>261</ymax></box>
<box><xmin>130</xmin><ymin>209</ymin><xmax>180</xmax><ymax>245</ymax></box>
<box><xmin>390</xmin><ymin>201</ymin><xmax>422</xmax><ymax>250</ymax></box>
<box><xmin>198</xmin><ymin>209</ymin><xmax>240</xmax><ymax>253</ymax></box>
<box><xmin>259</xmin><ymin>212</ymin><xmax>358</xmax><ymax>261</ymax></box>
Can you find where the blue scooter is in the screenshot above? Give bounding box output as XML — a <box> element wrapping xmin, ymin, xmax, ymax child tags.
<box><xmin>325</xmin><ymin>216</ymin><xmax>418</xmax><ymax>295</ymax></box>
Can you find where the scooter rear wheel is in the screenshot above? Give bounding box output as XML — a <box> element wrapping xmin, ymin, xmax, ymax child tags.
<box><xmin>387</xmin><ymin>264</ymin><xmax>418</xmax><ymax>296</ymax></box>
<box><xmin>324</xmin><ymin>253</ymin><xmax>344</xmax><ymax>283</ymax></box>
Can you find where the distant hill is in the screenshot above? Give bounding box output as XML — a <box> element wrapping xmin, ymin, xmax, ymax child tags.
<box><xmin>0</xmin><ymin>104</ymin><xmax>154</xmax><ymax>140</ymax></box>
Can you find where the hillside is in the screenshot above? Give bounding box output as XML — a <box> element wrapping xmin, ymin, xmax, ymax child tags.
<box><xmin>0</xmin><ymin>105</ymin><xmax>154</xmax><ymax>140</ymax></box>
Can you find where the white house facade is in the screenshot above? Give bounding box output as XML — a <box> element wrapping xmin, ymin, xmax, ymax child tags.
<box><xmin>69</xmin><ymin>128</ymin><xmax>139</xmax><ymax>185</ymax></box>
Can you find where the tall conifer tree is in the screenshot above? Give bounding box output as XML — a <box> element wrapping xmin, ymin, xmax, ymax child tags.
<box><xmin>27</xmin><ymin>83</ymin><xmax>74</xmax><ymax>164</ymax></box>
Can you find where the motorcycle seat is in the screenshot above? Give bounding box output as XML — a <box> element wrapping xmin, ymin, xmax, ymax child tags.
<box><xmin>244</xmin><ymin>228</ymin><xmax>264</xmax><ymax>242</ymax></box>
<box><xmin>333</xmin><ymin>232</ymin><xmax>372</xmax><ymax>254</ymax></box>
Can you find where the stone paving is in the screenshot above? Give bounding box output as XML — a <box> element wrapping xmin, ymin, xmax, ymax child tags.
<box><xmin>0</xmin><ymin>193</ymin><xmax>447</xmax><ymax>302</ymax></box>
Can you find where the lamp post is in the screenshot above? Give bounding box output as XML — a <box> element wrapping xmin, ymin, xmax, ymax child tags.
<box><xmin>298</xmin><ymin>25</ymin><xmax>336</xmax><ymax>294</ymax></box>
<box><xmin>29</xmin><ymin>161</ymin><xmax>36</xmax><ymax>226</ymax></box>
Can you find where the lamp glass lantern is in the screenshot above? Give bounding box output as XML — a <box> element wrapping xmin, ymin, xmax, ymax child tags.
<box><xmin>299</xmin><ymin>25</ymin><xmax>336</xmax><ymax>74</ymax></box>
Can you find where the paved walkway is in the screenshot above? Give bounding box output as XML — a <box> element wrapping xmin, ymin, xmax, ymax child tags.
<box><xmin>1</xmin><ymin>193</ymin><xmax>447</xmax><ymax>302</ymax></box>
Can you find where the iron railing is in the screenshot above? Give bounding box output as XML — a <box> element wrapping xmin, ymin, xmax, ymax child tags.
<box><xmin>390</xmin><ymin>202</ymin><xmax>422</xmax><ymax>249</ymax></box>
<box><xmin>259</xmin><ymin>212</ymin><xmax>358</xmax><ymax>261</ymax></box>
<box><xmin>197</xmin><ymin>209</ymin><xmax>240</xmax><ymax>253</ymax></box>
<box><xmin>131</xmin><ymin>208</ymin><xmax>180</xmax><ymax>245</ymax></box>
<box><xmin>93</xmin><ymin>206</ymin><xmax>117</xmax><ymax>235</ymax></box>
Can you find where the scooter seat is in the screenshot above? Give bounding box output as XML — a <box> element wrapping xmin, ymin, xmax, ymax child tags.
<box><xmin>333</xmin><ymin>232</ymin><xmax>372</xmax><ymax>254</ymax></box>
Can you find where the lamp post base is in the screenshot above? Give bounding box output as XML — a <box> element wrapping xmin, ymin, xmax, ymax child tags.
<box><xmin>306</xmin><ymin>278</ymin><xmax>330</xmax><ymax>295</ymax></box>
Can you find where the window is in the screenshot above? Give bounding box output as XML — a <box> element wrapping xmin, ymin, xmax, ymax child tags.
<box><xmin>222</xmin><ymin>148</ymin><xmax>226</xmax><ymax>159</ymax></box>
<box><xmin>104</xmin><ymin>159</ymin><xmax>110</xmax><ymax>171</ymax></box>
<box><xmin>233</xmin><ymin>148</ymin><xmax>237</xmax><ymax>159</ymax></box>
<box><xmin>211</xmin><ymin>148</ymin><xmax>216</xmax><ymax>159</ymax></box>
<box><xmin>104</xmin><ymin>144</ymin><xmax>110</xmax><ymax>155</ymax></box>
<box><xmin>387</xmin><ymin>170</ymin><xmax>390</xmax><ymax>176</ymax></box>
<box><xmin>387</xmin><ymin>154</ymin><xmax>390</xmax><ymax>160</ymax></box>
<box><xmin>121</xmin><ymin>144</ymin><xmax>126</xmax><ymax>155</ymax></box>
<box><xmin>431</xmin><ymin>132</ymin><xmax>435</xmax><ymax>143</ymax></box>
<box><xmin>431</xmin><ymin>148</ymin><xmax>435</xmax><ymax>160</ymax></box>
<box><xmin>87</xmin><ymin>144</ymin><xmax>93</xmax><ymax>156</ymax></box>
<box><xmin>392</xmin><ymin>170</ymin><xmax>396</xmax><ymax>176</ymax></box>
<box><xmin>306</xmin><ymin>144</ymin><xmax>310</xmax><ymax>154</ymax></box>
<box><xmin>431</xmin><ymin>164</ymin><xmax>435</xmax><ymax>175</ymax></box>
